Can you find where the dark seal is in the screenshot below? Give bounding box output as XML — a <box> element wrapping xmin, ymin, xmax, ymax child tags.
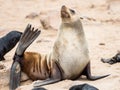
<box><xmin>0</xmin><ymin>31</ymin><xmax>22</xmax><ymax>61</ymax></box>
<box><xmin>69</xmin><ymin>83</ymin><xmax>98</xmax><ymax>90</ymax></box>
<box><xmin>32</xmin><ymin>87</ymin><xmax>46</xmax><ymax>90</ymax></box>
<box><xmin>101</xmin><ymin>52</ymin><xmax>120</xmax><ymax>64</ymax></box>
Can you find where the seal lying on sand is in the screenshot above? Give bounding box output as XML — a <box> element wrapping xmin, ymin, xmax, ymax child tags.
<box><xmin>0</xmin><ymin>31</ymin><xmax>22</xmax><ymax>61</ymax></box>
<box><xmin>101</xmin><ymin>51</ymin><xmax>120</xmax><ymax>64</ymax></box>
<box><xmin>69</xmin><ymin>83</ymin><xmax>98</xmax><ymax>90</ymax></box>
<box><xmin>10</xmin><ymin>6</ymin><xmax>109</xmax><ymax>90</ymax></box>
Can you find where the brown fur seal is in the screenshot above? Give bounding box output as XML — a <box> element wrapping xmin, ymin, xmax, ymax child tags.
<box><xmin>10</xmin><ymin>6</ymin><xmax>109</xmax><ymax>90</ymax></box>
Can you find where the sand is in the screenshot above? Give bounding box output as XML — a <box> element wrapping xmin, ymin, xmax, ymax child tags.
<box><xmin>0</xmin><ymin>0</ymin><xmax>120</xmax><ymax>90</ymax></box>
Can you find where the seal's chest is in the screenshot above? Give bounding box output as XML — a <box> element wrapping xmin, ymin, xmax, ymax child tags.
<box><xmin>57</xmin><ymin>30</ymin><xmax>89</xmax><ymax>78</ymax></box>
<box><xmin>60</xmin><ymin>31</ymin><xmax>84</xmax><ymax>53</ymax></box>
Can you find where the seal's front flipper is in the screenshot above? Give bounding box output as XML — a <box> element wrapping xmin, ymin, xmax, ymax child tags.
<box><xmin>10</xmin><ymin>61</ymin><xmax>21</xmax><ymax>90</ymax></box>
<box><xmin>82</xmin><ymin>62</ymin><xmax>110</xmax><ymax>80</ymax></box>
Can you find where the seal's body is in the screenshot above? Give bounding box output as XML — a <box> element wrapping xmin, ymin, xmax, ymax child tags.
<box><xmin>51</xmin><ymin>18</ymin><xmax>89</xmax><ymax>79</ymax></box>
<box><xmin>0</xmin><ymin>31</ymin><xmax>22</xmax><ymax>61</ymax></box>
<box><xmin>10</xmin><ymin>6</ymin><xmax>109</xmax><ymax>90</ymax></box>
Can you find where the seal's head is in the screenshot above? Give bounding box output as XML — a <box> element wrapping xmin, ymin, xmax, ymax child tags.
<box><xmin>61</xmin><ymin>5</ymin><xmax>78</xmax><ymax>23</ymax></box>
<box><xmin>6</xmin><ymin>31</ymin><xmax>22</xmax><ymax>50</ymax></box>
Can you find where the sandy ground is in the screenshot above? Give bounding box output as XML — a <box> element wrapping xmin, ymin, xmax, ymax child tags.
<box><xmin>0</xmin><ymin>0</ymin><xmax>120</xmax><ymax>90</ymax></box>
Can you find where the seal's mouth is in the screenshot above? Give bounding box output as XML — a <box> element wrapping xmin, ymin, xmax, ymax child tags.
<box><xmin>61</xmin><ymin>5</ymin><xmax>70</xmax><ymax>18</ymax></box>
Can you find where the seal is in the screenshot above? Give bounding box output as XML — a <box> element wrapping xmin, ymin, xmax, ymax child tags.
<box><xmin>0</xmin><ymin>31</ymin><xmax>22</xmax><ymax>61</ymax></box>
<box><xmin>69</xmin><ymin>83</ymin><xmax>98</xmax><ymax>90</ymax></box>
<box><xmin>101</xmin><ymin>51</ymin><xmax>120</xmax><ymax>64</ymax></box>
<box><xmin>10</xmin><ymin>6</ymin><xmax>109</xmax><ymax>90</ymax></box>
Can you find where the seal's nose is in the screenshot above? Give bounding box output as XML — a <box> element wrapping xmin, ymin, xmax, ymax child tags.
<box><xmin>61</xmin><ymin>5</ymin><xmax>66</xmax><ymax>10</ymax></box>
<box><xmin>61</xmin><ymin>5</ymin><xmax>70</xmax><ymax>18</ymax></box>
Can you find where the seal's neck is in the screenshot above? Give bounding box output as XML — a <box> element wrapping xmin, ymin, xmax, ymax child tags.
<box><xmin>60</xmin><ymin>19</ymin><xmax>84</xmax><ymax>35</ymax></box>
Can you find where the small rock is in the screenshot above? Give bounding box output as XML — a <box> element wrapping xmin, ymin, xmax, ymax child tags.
<box><xmin>26</xmin><ymin>12</ymin><xmax>39</xmax><ymax>19</ymax></box>
<box><xmin>99</xmin><ymin>43</ymin><xmax>105</xmax><ymax>45</ymax></box>
<box><xmin>40</xmin><ymin>18</ymin><xmax>52</xmax><ymax>30</ymax></box>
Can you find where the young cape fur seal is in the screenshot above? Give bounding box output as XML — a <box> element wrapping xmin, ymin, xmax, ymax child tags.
<box><xmin>10</xmin><ymin>6</ymin><xmax>109</xmax><ymax>90</ymax></box>
<box><xmin>0</xmin><ymin>31</ymin><xmax>22</xmax><ymax>61</ymax></box>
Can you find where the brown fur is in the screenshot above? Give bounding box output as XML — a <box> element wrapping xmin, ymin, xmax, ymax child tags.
<box><xmin>21</xmin><ymin>52</ymin><xmax>49</xmax><ymax>80</ymax></box>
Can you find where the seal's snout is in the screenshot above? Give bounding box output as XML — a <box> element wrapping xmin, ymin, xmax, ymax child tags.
<box><xmin>61</xmin><ymin>5</ymin><xmax>67</xmax><ymax>14</ymax></box>
<box><xmin>61</xmin><ymin>5</ymin><xmax>66</xmax><ymax>10</ymax></box>
<box><xmin>61</xmin><ymin>5</ymin><xmax>70</xmax><ymax>18</ymax></box>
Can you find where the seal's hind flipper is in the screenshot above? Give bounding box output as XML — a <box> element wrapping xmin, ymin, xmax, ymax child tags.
<box><xmin>10</xmin><ymin>61</ymin><xmax>21</xmax><ymax>90</ymax></box>
<box><xmin>82</xmin><ymin>62</ymin><xmax>110</xmax><ymax>80</ymax></box>
<box><xmin>16</xmin><ymin>24</ymin><xmax>41</xmax><ymax>56</ymax></box>
<box><xmin>10</xmin><ymin>24</ymin><xmax>41</xmax><ymax>90</ymax></box>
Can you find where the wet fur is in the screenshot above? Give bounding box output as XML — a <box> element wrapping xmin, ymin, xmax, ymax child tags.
<box><xmin>0</xmin><ymin>31</ymin><xmax>22</xmax><ymax>61</ymax></box>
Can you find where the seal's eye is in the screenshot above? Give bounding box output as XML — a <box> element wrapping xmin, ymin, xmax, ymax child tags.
<box><xmin>70</xmin><ymin>9</ymin><xmax>75</xmax><ymax>14</ymax></box>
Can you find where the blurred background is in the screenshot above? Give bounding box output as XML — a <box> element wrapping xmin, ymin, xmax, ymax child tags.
<box><xmin>0</xmin><ymin>0</ymin><xmax>119</xmax><ymax>30</ymax></box>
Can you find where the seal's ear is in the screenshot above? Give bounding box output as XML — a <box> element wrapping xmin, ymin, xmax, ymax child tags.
<box><xmin>9</xmin><ymin>61</ymin><xmax>21</xmax><ymax>90</ymax></box>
